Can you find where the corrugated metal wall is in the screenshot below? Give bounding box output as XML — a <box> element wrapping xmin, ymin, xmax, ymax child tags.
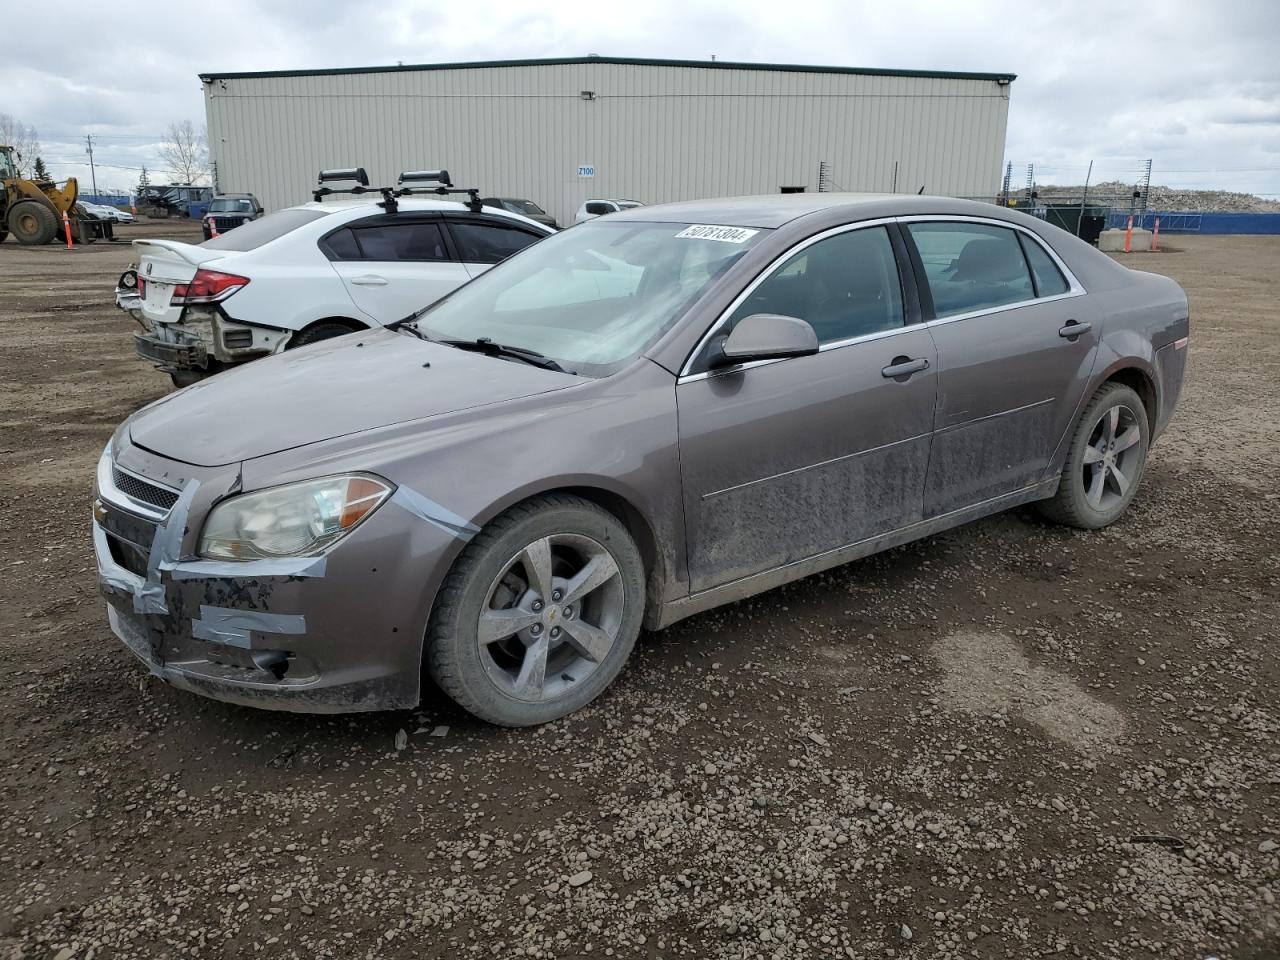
<box><xmin>204</xmin><ymin>61</ymin><xmax>1011</xmax><ymax>224</ymax></box>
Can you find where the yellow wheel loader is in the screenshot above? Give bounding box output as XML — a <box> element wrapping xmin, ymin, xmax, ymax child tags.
<box><xmin>0</xmin><ymin>144</ymin><xmax>113</xmax><ymax>245</ymax></box>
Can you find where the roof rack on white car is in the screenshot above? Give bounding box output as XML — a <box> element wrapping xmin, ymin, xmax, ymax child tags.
<box><xmin>396</xmin><ymin>170</ymin><xmax>484</xmax><ymax>214</ymax></box>
<box><xmin>311</xmin><ymin>167</ymin><xmax>484</xmax><ymax>214</ymax></box>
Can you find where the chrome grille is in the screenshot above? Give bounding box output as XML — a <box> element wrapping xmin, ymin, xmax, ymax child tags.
<box><xmin>110</xmin><ymin>466</ymin><xmax>179</xmax><ymax>511</ymax></box>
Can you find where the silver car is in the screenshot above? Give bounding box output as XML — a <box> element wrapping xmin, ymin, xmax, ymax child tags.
<box><xmin>92</xmin><ymin>194</ymin><xmax>1189</xmax><ymax>725</ymax></box>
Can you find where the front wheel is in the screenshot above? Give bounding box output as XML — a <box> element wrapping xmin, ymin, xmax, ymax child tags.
<box><xmin>426</xmin><ymin>495</ymin><xmax>646</xmax><ymax>726</ymax></box>
<box><xmin>1039</xmin><ymin>382</ymin><xmax>1150</xmax><ymax>529</ymax></box>
<box><xmin>7</xmin><ymin>201</ymin><xmax>58</xmax><ymax>245</ymax></box>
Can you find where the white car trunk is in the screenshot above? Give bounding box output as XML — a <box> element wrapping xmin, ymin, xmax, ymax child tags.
<box><xmin>134</xmin><ymin>240</ymin><xmax>227</xmax><ymax>326</ymax></box>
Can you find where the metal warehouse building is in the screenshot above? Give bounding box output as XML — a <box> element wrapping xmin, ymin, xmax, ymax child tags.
<box><xmin>201</xmin><ymin>56</ymin><xmax>1014</xmax><ymax>225</ymax></box>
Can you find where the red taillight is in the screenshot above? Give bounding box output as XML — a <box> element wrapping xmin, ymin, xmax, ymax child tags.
<box><xmin>172</xmin><ymin>269</ymin><xmax>249</xmax><ymax>305</ymax></box>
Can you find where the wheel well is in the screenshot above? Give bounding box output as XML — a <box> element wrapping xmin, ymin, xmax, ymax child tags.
<box><xmin>559</xmin><ymin>486</ymin><xmax>658</xmax><ymax>574</ymax></box>
<box><xmin>1104</xmin><ymin>367</ymin><xmax>1157</xmax><ymax>431</ymax></box>
<box><xmin>557</xmin><ymin>485</ymin><xmax>665</xmax><ymax>620</ymax></box>
<box><xmin>302</xmin><ymin>316</ymin><xmax>367</xmax><ymax>334</ymax></box>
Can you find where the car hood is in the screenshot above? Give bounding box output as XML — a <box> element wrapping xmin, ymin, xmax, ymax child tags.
<box><xmin>127</xmin><ymin>328</ymin><xmax>583</xmax><ymax>467</ymax></box>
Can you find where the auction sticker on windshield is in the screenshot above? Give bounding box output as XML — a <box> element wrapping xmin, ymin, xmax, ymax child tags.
<box><xmin>675</xmin><ymin>225</ymin><xmax>760</xmax><ymax>243</ymax></box>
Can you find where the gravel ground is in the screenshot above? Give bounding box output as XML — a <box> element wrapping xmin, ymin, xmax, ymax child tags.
<box><xmin>0</xmin><ymin>228</ymin><xmax>1276</xmax><ymax>960</ymax></box>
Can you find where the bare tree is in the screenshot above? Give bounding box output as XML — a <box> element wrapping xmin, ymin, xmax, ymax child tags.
<box><xmin>160</xmin><ymin>121</ymin><xmax>209</xmax><ymax>185</ymax></box>
<box><xmin>0</xmin><ymin>113</ymin><xmax>41</xmax><ymax>177</ymax></box>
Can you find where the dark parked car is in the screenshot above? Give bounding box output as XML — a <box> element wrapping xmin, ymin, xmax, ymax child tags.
<box><xmin>481</xmin><ymin>197</ymin><xmax>557</xmax><ymax>229</ymax></box>
<box><xmin>93</xmin><ymin>194</ymin><xmax>1188</xmax><ymax>726</ymax></box>
<box><xmin>201</xmin><ymin>194</ymin><xmax>264</xmax><ymax>239</ymax></box>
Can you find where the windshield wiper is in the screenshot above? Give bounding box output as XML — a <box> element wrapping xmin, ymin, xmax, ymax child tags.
<box><xmin>392</xmin><ymin>319</ymin><xmax>429</xmax><ymax>340</ymax></box>
<box><xmin>438</xmin><ymin>337</ymin><xmax>570</xmax><ymax>374</ymax></box>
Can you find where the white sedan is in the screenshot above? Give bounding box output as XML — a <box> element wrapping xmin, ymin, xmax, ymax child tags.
<box><xmin>81</xmin><ymin>201</ymin><xmax>135</xmax><ymax>223</ymax></box>
<box><xmin>115</xmin><ymin>198</ymin><xmax>553</xmax><ymax>386</ymax></box>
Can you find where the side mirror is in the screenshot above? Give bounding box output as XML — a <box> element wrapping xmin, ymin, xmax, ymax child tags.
<box><xmin>712</xmin><ymin>313</ymin><xmax>819</xmax><ymax>367</ymax></box>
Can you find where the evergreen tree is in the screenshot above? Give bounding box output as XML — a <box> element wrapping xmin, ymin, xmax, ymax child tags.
<box><xmin>137</xmin><ymin>166</ymin><xmax>151</xmax><ymax>194</ymax></box>
<box><xmin>32</xmin><ymin>156</ymin><xmax>49</xmax><ymax>180</ymax></box>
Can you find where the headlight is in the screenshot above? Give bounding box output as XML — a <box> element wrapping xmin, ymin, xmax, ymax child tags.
<box><xmin>198</xmin><ymin>474</ymin><xmax>392</xmax><ymax>560</ymax></box>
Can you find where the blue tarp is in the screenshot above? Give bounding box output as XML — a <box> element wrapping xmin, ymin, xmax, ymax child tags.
<box><xmin>1106</xmin><ymin>211</ymin><xmax>1280</xmax><ymax>235</ymax></box>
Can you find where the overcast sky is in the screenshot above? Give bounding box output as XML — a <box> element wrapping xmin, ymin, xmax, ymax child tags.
<box><xmin>5</xmin><ymin>0</ymin><xmax>1278</xmax><ymax>198</ymax></box>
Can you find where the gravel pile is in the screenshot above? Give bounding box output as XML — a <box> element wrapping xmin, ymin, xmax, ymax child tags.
<box><xmin>1035</xmin><ymin>181</ymin><xmax>1280</xmax><ymax>213</ymax></box>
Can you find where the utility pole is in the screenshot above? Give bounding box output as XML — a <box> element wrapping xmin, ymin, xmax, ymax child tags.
<box><xmin>85</xmin><ymin>134</ymin><xmax>99</xmax><ymax>200</ymax></box>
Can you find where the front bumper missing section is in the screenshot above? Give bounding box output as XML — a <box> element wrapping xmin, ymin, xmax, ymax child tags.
<box><xmin>92</xmin><ymin>440</ymin><xmax>435</xmax><ymax>713</ymax></box>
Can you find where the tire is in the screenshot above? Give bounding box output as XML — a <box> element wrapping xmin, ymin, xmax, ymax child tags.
<box><xmin>427</xmin><ymin>494</ymin><xmax>646</xmax><ymax>726</ymax></box>
<box><xmin>288</xmin><ymin>322</ymin><xmax>358</xmax><ymax>348</ymax></box>
<box><xmin>7</xmin><ymin>201</ymin><xmax>59</xmax><ymax>245</ymax></box>
<box><xmin>1038</xmin><ymin>382</ymin><xmax>1150</xmax><ymax>529</ymax></box>
<box><xmin>0</xmin><ymin>229</ymin><xmax>7</xmax><ymax>243</ymax></box>
<box><xmin>169</xmin><ymin>370</ymin><xmax>204</xmax><ymax>388</ymax></box>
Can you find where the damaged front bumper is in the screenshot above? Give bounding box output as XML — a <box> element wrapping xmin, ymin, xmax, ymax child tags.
<box><xmin>91</xmin><ymin>438</ymin><xmax>458</xmax><ymax>713</ymax></box>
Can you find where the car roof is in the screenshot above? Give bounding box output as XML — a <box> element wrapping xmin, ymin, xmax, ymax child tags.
<box><xmin>288</xmin><ymin>197</ymin><xmax>552</xmax><ymax>231</ymax></box>
<box><xmin>215</xmin><ymin>193</ymin><xmax>256</xmax><ymax>199</ymax></box>
<box><xmin>606</xmin><ymin>193</ymin><xmax>1022</xmax><ymax>229</ymax></box>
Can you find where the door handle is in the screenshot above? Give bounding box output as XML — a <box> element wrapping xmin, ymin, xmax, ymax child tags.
<box><xmin>881</xmin><ymin>356</ymin><xmax>930</xmax><ymax>380</ymax></box>
<box><xmin>350</xmin><ymin>275</ymin><xmax>388</xmax><ymax>286</ymax></box>
<box><xmin>1058</xmin><ymin>319</ymin><xmax>1091</xmax><ymax>339</ymax></box>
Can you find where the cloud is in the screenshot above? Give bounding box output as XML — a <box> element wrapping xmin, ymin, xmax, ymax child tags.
<box><xmin>4</xmin><ymin>0</ymin><xmax>1277</xmax><ymax>197</ymax></box>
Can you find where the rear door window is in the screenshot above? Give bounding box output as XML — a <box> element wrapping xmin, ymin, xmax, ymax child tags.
<box><xmin>321</xmin><ymin>227</ymin><xmax>361</xmax><ymax>260</ymax></box>
<box><xmin>447</xmin><ymin>220</ymin><xmax>544</xmax><ymax>264</ymax></box>
<box><xmin>348</xmin><ymin>221</ymin><xmax>450</xmax><ymax>262</ymax></box>
<box><xmin>1018</xmin><ymin>234</ymin><xmax>1071</xmax><ymax>297</ymax></box>
<box><xmin>906</xmin><ymin>222</ymin><xmax>1035</xmax><ymax>318</ymax></box>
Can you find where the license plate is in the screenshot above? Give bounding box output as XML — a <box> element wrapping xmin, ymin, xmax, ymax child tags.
<box><xmin>144</xmin><ymin>280</ymin><xmax>173</xmax><ymax>312</ymax></box>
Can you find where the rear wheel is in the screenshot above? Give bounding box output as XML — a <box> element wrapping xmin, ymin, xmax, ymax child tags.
<box><xmin>288</xmin><ymin>322</ymin><xmax>359</xmax><ymax>348</ymax></box>
<box><xmin>1039</xmin><ymin>382</ymin><xmax>1149</xmax><ymax>529</ymax></box>
<box><xmin>427</xmin><ymin>495</ymin><xmax>646</xmax><ymax>726</ymax></box>
<box><xmin>7</xmin><ymin>201</ymin><xmax>58</xmax><ymax>245</ymax></box>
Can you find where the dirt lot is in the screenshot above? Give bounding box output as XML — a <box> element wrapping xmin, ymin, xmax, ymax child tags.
<box><xmin>0</xmin><ymin>228</ymin><xmax>1276</xmax><ymax>960</ymax></box>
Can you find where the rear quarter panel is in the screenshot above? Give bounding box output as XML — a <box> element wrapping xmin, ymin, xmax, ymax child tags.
<box><xmin>1089</xmin><ymin>268</ymin><xmax>1189</xmax><ymax>438</ymax></box>
<box><xmin>216</xmin><ymin>244</ymin><xmax>372</xmax><ymax>332</ymax></box>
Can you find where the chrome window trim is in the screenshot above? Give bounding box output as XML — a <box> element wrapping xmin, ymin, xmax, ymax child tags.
<box><xmin>678</xmin><ymin>213</ymin><xmax>1088</xmax><ymax>383</ymax></box>
<box><xmin>96</xmin><ymin>447</ymin><xmax>179</xmax><ymax>522</ymax></box>
<box><xmin>679</xmin><ymin>321</ymin><xmax>929</xmax><ymax>384</ymax></box>
<box><xmin>896</xmin><ymin>214</ymin><xmax>1087</xmax><ymax>328</ymax></box>
<box><xmin>678</xmin><ymin>217</ymin><xmax>902</xmax><ymax>381</ymax></box>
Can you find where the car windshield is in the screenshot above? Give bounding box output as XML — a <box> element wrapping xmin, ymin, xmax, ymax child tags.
<box><xmin>210</xmin><ymin>198</ymin><xmax>254</xmax><ymax>213</ymax></box>
<box><xmin>505</xmin><ymin>199</ymin><xmax>545</xmax><ymax>216</ymax></box>
<box><xmin>415</xmin><ymin>220</ymin><xmax>768</xmax><ymax>376</ymax></box>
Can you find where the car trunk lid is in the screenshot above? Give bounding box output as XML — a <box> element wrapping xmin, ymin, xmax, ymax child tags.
<box><xmin>133</xmin><ymin>239</ymin><xmax>227</xmax><ymax>325</ymax></box>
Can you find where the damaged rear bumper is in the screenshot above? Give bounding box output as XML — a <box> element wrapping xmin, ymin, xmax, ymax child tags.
<box><xmin>130</xmin><ymin>310</ymin><xmax>288</xmax><ymax>374</ymax></box>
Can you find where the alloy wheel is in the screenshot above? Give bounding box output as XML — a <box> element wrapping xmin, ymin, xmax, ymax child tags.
<box><xmin>1082</xmin><ymin>404</ymin><xmax>1142</xmax><ymax>510</ymax></box>
<box><xmin>478</xmin><ymin>533</ymin><xmax>624</xmax><ymax>703</ymax></box>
